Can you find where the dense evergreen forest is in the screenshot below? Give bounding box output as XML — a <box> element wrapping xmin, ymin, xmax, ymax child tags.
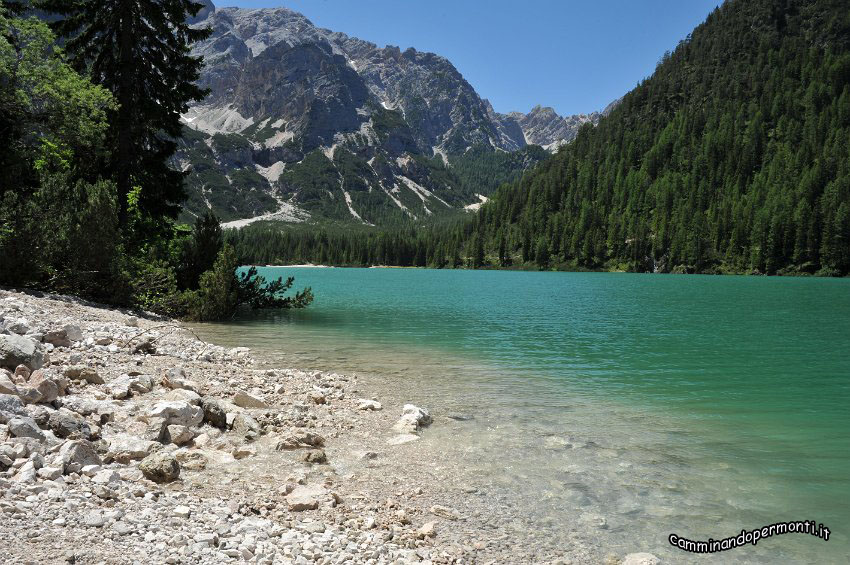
<box><xmin>0</xmin><ymin>0</ymin><xmax>311</xmax><ymax>318</ymax></box>
<box><xmin>232</xmin><ymin>0</ymin><xmax>850</xmax><ymax>275</ymax></box>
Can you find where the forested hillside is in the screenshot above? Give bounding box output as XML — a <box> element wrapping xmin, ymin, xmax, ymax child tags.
<box><xmin>469</xmin><ymin>0</ymin><xmax>850</xmax><ymax>274</ymax></box>
<box><xmin>232</xmin><ymin>0</ymin><xmax>850</xmax><ymax>275</ymax></box>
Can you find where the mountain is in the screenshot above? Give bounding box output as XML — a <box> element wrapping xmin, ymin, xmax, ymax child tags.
<box><xmin>505</xmin><ymin>106</ymin><xmax>601</xmax><ymax>151</ymax></box>
<box><xmin>178</xmin><ymin>3</ymin><xmax>606</xmax><ymax>225</ymax></box>
<box><xmin>228</xmin><ymin>0</ymin><xmax>850</xmax><ymax>276</ymax></box>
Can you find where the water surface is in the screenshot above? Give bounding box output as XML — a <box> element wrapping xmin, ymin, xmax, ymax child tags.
<box><xmin>194</xmin><ymin>269</ymin><xmax>850</xmax><ymax>562</ymax></box>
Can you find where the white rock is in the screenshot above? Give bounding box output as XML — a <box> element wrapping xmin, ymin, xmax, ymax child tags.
<box><xmin>81</xmin><ymin>464</ymin><xmax>102</xmax><ymax>477</ymax></box>
<box><xmin>174</xmin><ymin>505</ymin><xmax>191</xmax><ymax>518</ymax></box>
<box><xmin>166</xmin><ymin>425</ymin><xmax>194</xmax><ymax>446</ymax></box>
<box><xmin>106</xmin><ymin>434</ymin><xmax>158</xmax><ymax>463</ymax></box>
<box><xmin>357</xmin><ymin>399</ymin><xmax>382</xmax><ymax>411</ymax></box>
<box><xmin>286</xmin><ymin>485</ymin><xmax>327</xmax><ymax>511</ymax></box>
<box><xmin>59</xmin><ymin>440</ymin><xmax>102</xmax><ymax>474</ymax></box>
<box><xmin>402</xmin><ymin>404</ymin><xmax>432</xmax><ymax>426</ymax></box>
<box><xmin>92</xmin><ymin>469</ymin><xmax>120</xmax><ymax>485</ymax></box>
<box><xmin>233</xmin><ymin>391</ymin><xmax>269</xmax><ymax>409</ymax></box>
<box><xmin>148</xmin><ymin>401</ymin><xmax>203</xmax><ymax>427</ymax></box>
<box><xmin>63</xmin><ymin>324</ymin><xmax>83</xmax><ymax>342</ymax></box>
<box><xmin>417</xmin><ymin>521</ymin><xmax>437</xmax><ymax>539</ymax></box>
<box><xmin>37</xmin><ymin>467</ymin><xmax>62</xmax><ymax>480</ymax></box>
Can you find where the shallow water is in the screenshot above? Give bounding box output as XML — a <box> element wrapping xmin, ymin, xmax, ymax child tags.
<box><xmin>193</xmin><ymin>269</ymin><xmax>850</xmax><ymax>562</ymax></box>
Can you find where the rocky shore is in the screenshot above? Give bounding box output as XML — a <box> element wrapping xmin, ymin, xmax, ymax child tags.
<box><xmin>0</xmin><ymin>289</ymin><xmax>659</xmax><ymax>565</ymax></box>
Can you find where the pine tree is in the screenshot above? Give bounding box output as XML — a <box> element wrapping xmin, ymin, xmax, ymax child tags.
<box><xmin>38</xmin><ymin>0</ymin><xmax>212</xmax><ymax>230</ymax></box>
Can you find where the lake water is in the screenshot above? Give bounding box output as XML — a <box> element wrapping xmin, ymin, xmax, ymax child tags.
<box><xmin>194</xmin><ymin>268</ymin><xmax>850</xmax><ymax>563</ymax></box>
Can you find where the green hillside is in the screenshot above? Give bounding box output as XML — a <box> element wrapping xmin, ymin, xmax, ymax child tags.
<box><xmin>469</xmin><ymin>0</ymin><xmax>850</xmax><ymax>275</ymax></box>
<box><xmin>232</xmin><ymin>0</ymin><xmax>850</xmax><ymax>275</ymax></box>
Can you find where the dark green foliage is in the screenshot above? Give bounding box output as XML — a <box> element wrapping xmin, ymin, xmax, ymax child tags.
<box><xmin>2</xmin><ymin>6</ymin><xmax>313</xmax><ymax>320</ymax></box>
<box><xmin>186</xmin><ymin>244</ymin><xmax>239</xmax><ymax>321</ymax></box>
<box><xmin>236</xmin><ymin>267</ymin><xmax>314</xmax><ymax>310</ymax></box>
<box><xmin>457</xmin><ymin>0</ymin><xmax>850</xmax><ymax>275</ymax></box>
<box><xmin>177</xmin><ymin>212</ymin><xmax>222</xmax><ymax>290</ymax></box>
<box><xmin>449</xmin><ymin>145</ymin><xmax>549</xmax><ymax>197</ymax></box>
<box><xmin>186</xmin><ymin>244</ymin><xmax>314</xmax><ymax>321</ymax></box>
<box><xmin>0</xmin><ymin>11</ymin><xmax>128</xmax><ymax>302</ymax></box>
<box><xmin>131</xmin><ymin>259</ymin><xmax>190</xmax><ymax>317</ymax></box>
<box><xmin>37</xmin><ymin>0</ymin><xmax>212</xmax><ymax>230</ymax></box>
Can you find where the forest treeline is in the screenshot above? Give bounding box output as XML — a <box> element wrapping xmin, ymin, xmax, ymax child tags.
<box><xmin>232</xmin><ymin>0</ymin><xmax>850</xmax><ymax>276</ymax></box>
<box><xmin>0</xmin><ymin>0</ymin><xmax>311</xmax><ymax>318</ymax></box>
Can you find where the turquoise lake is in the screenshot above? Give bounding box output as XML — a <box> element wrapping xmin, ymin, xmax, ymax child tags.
<box><xmin>195</xmin><ymin>268</ymin><xmax>850</xmax><ymax>563</ymax></box>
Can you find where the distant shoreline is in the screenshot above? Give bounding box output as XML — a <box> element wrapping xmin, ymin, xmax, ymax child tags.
<box><xmin>260</xmin><ymin>264</ymin><xmax>333</xmax><ymax>268</ymax></box>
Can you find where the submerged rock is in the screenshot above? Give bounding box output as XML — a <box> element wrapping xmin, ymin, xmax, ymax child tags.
<box><xmin>357</xmin><ymin>399</ymin><xmax>382</xmax><ymax>411</ymax></box>
<box><xmin>622</xmin><ymin>553</ymin><xmax>661</xmax><ymax>565</ymax></box>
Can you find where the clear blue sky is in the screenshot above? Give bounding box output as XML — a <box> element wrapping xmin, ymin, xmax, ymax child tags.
<box><xmin>222</xmin><ymin>0</ymin><xmax>720</xmax><ymax>116</ymax></box>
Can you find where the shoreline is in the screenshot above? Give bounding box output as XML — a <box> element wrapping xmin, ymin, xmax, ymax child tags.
<box><xmin>0</xmin><ymin>288</ymin><xmax>653</xmax><ymax>564</ymax></box>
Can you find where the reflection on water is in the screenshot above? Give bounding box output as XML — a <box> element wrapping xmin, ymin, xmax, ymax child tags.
<box><xmin>194</xmin><ymin>269</ymin><xmax>850</xmax><ymax>562</ymax></box>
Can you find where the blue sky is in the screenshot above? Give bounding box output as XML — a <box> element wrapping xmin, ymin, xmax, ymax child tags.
<box><xmin>222</xmin><ymin>0</ymin><xmax>720</xmax><ymax>116</ymax></box>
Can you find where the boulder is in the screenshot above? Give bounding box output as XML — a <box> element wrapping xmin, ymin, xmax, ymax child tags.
<box><xmin>58</xmin><ymin>397</ymin><xmax>109</xmax><ymax>418</ymax></box>
<box><xmin>106</xmin><ymin>434</ymin><xmax>159</xmax><ymax>463</ymax></box>
<box><xmin>0</xmin><ymin>394</ymin><xmax>26</xmax><ymax>422</ymax></box>
<box><xmin>27</xmin><ymin>371</ymin><xmax>61</xmax><ymax>403</ymax></box>
<box><xmin>0</xmin><ymin>372</ymin><xmax>18</xmax><ymax>395</ymax></box>
<box><xmin>275</xmin><ymin>432</ymin><xmax>324</xmax><ymax>450</ymax></box>
<box><xmin>138</xmin><ymin>452</ymin><xmax>180</xmax><ymax>483</ymax></box>
<box><xmin>286</xmin><ymin>484</ymin><xmax>327</xmax><ymax>511</ymax></box>
<box><xmin>15</xmin><ymin>384</ymin><xmax>44</xmax><ymax>405</ymax></box>
<box><xmin>43</xmin><ymin>329</ymin><xmax>71</xmax><ymax>348</ymax></box>
<box><xmin>162</xmin><ymin>367</ymin><xmax>201</xmax><ymax>394</ymax></box>
<box><xmin>417</xmin><ymin>521</ymin><xmax>437</xmax><ymax>539</ymax></box>
<box><xmin>8</xmin><ymin>416</ymin><xmax>45</xmax><ymax>440</ymax></box>
<box><xmin>164</xmin><ymin>425</ymin><xmax>194</xmax><ymax>446</ymax></box>
<box><xmin>402</xmin><ymin>404</ymin><xmax>432</xmax><ymax>426</ymax></box>
<box><xmin>63</xmin><ymin>324</ymin><xmax>83</xmax><ymax>342</ymax></box>
<box><xmin>108</xmin><ymin>374</ymin><xmax>151</xmax><ymax>399</ymax></box>
<box><xmin>299</xmin><ymin>449</ymin><xmax>327</xmax><ymax>464</ymax></box>
<box><xmin>91</xmin><ymin>469</ymin><xmax>120</xmax><ymax>485</ymax></box>
<box><xmin>232</xmin><ymin>413</ymin><xmax>261</xmax><ymax>436</ymax></box>
<box><xmin>37</xmin><ymin>466</ymin><xmax>62</xmax><ymax>480</ymax></box>
<box><xmin>162</xmin><ymin>388</ymin><xmax>201</xmax><ymax>405</ymax></box>
<box><xmin>147</xmin><ymin>401</ymin><xmax>203</xmax><ymax>427</ymax></box>
<box><xmin>175</xmin><ymin>451</ymin><xmax>207</xmax><ymax>471</ymax></box>
<box><xmin>357</xmin><ymin>399</ymin><xmax>382</xmax><ymax>411</ymax></box>
<box><xmin>200</xmin><ymin>397</ymin><xmax>228</xmax><ymax>429</ymax></box>
<box><xmin>48</xmin><ymin>408</ymin><xmax>92</xmax><ymax>440</ymax></box>
<box><xmin>392</xmin><ymin>404</ymin><xmax>432</xmax><ymax>434</ymax></box>
<box><xmin>233</xmin><ymin>391</ymin><xmax>269</xmax><ymax>409</ymax></box>
<box><xmin>60</xmin><ymin>440</ymin><xmax>102</xmax><ymax>474</ymax></box>
<box><xmin>0</xmin><ymin>334</ymin><xmax>46</xmax><ymax>370</ymax></box>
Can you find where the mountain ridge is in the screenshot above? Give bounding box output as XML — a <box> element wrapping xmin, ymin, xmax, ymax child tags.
<box><xmin>177</xmin><ymin>2</ymin><xmax>611</xmax><ymax>225</ymax></box>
